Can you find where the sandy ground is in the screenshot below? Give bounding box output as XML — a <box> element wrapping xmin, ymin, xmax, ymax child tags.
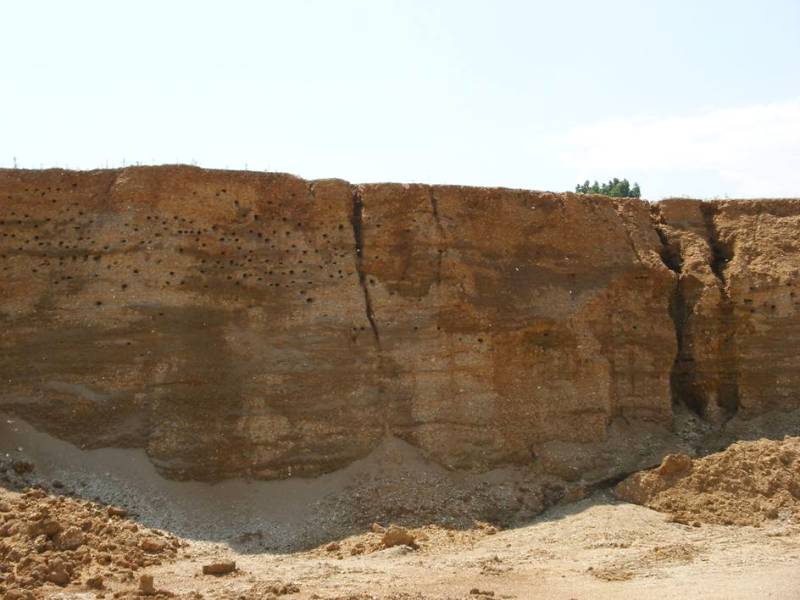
<box><xmin>3</xmin><ymin>416</ymin><xmax>800</xmax><ymax>599</ymax></box>
<box><xmin>133</xmin><ymin>495</ymin><xmax>800</xmax><ymax>600</ymax></box>
<box><xmin>5</xmin><ymin>485</ymin><xmax>800</xmax><ymax>599</ymax></box>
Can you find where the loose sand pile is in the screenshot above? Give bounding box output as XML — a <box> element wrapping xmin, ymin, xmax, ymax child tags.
<box><xmin>615</xmin><ymin>437</ymin><xmax>800</xmax><ymax>526</ymax></box>
<box><xmin>0</xmin><ymin>418</ymin><xmax>554</xmax><ymax>552</ymax></box>
<box><xmin>0</xmin><ymin>487</ymin><xmax>182</xmax><ymax>599</ymax></box>
<box><xmin>307</xmin><ymin>522</ymin><xmax>499</xmax><ymax>559</ymax></box>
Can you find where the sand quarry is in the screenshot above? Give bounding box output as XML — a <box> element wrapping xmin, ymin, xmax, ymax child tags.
<box><xmin>2</xmin><ymin>169</ymin><xmax>800</xmax><ymax>598</ymax></box>
<box><xmin>2</xmin><ymin>418</ymin><xmax>800</xmax><ymax>600</ymax></box>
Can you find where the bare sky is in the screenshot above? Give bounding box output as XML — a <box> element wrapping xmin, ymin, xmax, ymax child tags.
<box><xmin>3</xmin><ymin>0</ymin><xmax>799</xmax><ymax>198</ymax></box>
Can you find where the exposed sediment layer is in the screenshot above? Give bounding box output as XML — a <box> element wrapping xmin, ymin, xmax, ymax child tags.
<box><xmin>655</xmin><ymin>199</ymin><xmax>800</xmax><ymax>422</ymax></box>
<box><xmin>0</xmin><ymin>166</ymin><xmax>798</xmax><ymax>483</ymax></box>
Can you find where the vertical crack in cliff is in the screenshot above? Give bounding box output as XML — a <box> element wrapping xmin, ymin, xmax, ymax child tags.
<box><xmin>668</xmin><ymin>277</ymin><xmax>706</xmax><ymax>416</ymax></box>
<box><xmin>428</xmin><ymin>187</ymin><xmax>445</xmax><ymax>287</ymax></box>
<box><xmin>350</xmin><ymin>186</ymin><xmax>381</xmax><ymax>347</ymax></box>
<box><xmin>650</xmin><ymin>205</ymin><xmax>704</xmax><ymax>417</ymax></box>
<box><xmin>93</xmin><ymin>168</ymin><xmax>122</xmax><ymax>203</ymax></box>
<box><xmin>701</xmin><ymin>204</ymin><xmax>733</xmax><ymax>283</ymax></box>
<box><xmin>653</xmin><ymin>202</ymin><xmax>740</xmax><ymax>420</ymax></box>
<box><xmin>306</xmin><ymin>181</ymin><xmax>317</xmax><ymax>202</ymax></box>
<box><xmin>614</xmin><ymin>201</ymin><xmax>644</xmax><ymax>264</ymax></box>
<box><xmin>650</xmin><ymin>211</ymin><xmax>683</xmax><ymax>275</ymax></box>
<box><xmin>701</xmin><ymin>204</ymin><xmax>740</xmax><ymax>417</ymax></box>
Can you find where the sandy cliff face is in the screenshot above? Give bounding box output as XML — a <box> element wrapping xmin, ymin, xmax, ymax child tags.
<box><xmin>0</xmin><ymin>166</ymin><xmax>797</xmax><ymax>482</ymax></box>
<box><xmin>656</xmin><ymin>199</ymin><xmax>800</xmax><ymax>422</ymax></box>
<box><xmin>358</xmin><ymin>183</ymin><xmax>675</xmax><ymax>474</ymax></box>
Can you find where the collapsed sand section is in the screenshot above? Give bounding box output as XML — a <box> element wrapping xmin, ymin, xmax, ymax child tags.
<box><xmin>615</xmin><ymin>437</ymin><xmax>800</xmax><ymax>526</ymax></box>
<box><xmin>0</xmin><ymin>416</ymin><xmax>567</xmax><ymax>552</ymax></box>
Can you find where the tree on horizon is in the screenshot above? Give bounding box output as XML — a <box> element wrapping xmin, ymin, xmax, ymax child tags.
<box><xmin>575</xmin><ymin>178</ymin><xmax>641</xmax><ymax>198</ymax></box>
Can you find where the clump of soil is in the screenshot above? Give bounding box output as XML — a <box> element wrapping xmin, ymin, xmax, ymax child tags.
<box><xmin>590</xmin><ymin>542</ymin><xmax>701</xmax><ymax>583</ymax></box>
<box><xmin>615</xmin><ymin>437</ymin><xmax>800</xmax><ymax>526</ymax></box>
<box><xmin>0</xmin><ymin>487</ymin><xmax>182</xmax><ymax>598</ymax></box>
<box><xmin>310</xmin><ymin>522</ymin><xmax>498</xmax><ymax>559</ymax></box>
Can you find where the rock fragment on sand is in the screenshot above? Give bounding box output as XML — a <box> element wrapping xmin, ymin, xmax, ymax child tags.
<box><xmin>45</xmin><ymin>559</ymin><xmax>70</xmax><ymax>586</ymax></box>
<box><xmin>12</xmin><ymin>461</ymin><xmax>34</xmax><ymax>475</ymax></box>
<box><xmin>107</xmin><ymin>506</ymin><xmax>128</xmax><ymax>518</ymax></box>
<box><xmin>657</xmin><ymin>453</ymin><xmax>693</xmax><ymax>477</ymax></box>
<box><xmin>202</xmin><ymin>560</ymin><xmax>236</xmax><ymax>575</ymax></box>
<box><xmin>28</xmin><ymin>518</ymin><xmax>62</xmax><ymax>538</ymax></box>
<box><xmin>381</xmin><ymin>526</ymin><xmax>417</xmax><ymax>549</ymax></box>
<box><xmin>57</xmin><ymin>526</ymin><xmax>85</xmax><ymax>550</ymax></box>
<box><xmin>141</xmin><ymin>537</ymin><xmax>167</xmax><ymax>553</ymax></box>
<box><xmin>139</xmin><ymin>573</ymin><xmax>156</xmax><ymax>595</ymax></box>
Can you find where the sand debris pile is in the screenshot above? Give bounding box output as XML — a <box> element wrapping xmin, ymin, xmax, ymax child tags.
<box><xmin>311</xmin><ymin>522</ymin><xmax>498</xmax><ymax>559</ymax></box>
<box><xmin>590</xmin><ymin>542</ymin><xmax>701</xmax><ymax>582</ymax></box>
<box><xmin>615</xmin><ymin>437</ymin><xmax>800</xmax><ymax>526</ymax></box>
<box><xmin>0</xmin><ymin>487</ymin><xmax>182</xmax><ymax>598</ymax></box>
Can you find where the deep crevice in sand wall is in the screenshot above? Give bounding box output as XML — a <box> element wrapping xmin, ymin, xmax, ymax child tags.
<box><xmin>349</xmin><ymin>185</ymin><xmax>381</xmax><ymax>347</ymax></box>
<box><xmin>427</xmin><ymin>187</ymin><xmax>445</xmax><ymax>287</ymax></box>
<box><xmin>699</xmin><ymin>204</ymin><xmax>740</xmax><ymax>416</ymax></box>
<box><xmin>650</xmin><ymin>204</ymin><xmax>706</xmax><ymax>417</ymax></box>
<box><xmin>652</xmin><ymin>201</ymin><xmax>741</xmax><ymax>420</ymax></box>
<box><xmin>668</xmin><ymin>278</ymin><xmax>709</xmax><ymax>418</ymax></box>
<box><xmin>650</xmin><ymin>206</ymin><xmax>682</xmax><ymax>275</ymax></box>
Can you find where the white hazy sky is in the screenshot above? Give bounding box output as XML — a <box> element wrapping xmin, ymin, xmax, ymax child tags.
<box><xmin>2</xmin><ymin>0</ymin><xmax>799</xmax><ymax>199</ymax></box>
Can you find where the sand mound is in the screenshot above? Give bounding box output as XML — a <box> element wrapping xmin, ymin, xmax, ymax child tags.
<box><xmin>615</xmin><ymin>437</ymin><xmax>800</xmax><ymax>526</ymax></box>
<box><xmin>0</xmin><ymin>487</ymin><xmax>182</xmax><ymax>599</ymax></box>
<box><xmin>308</xmin><ymin>522</ymin><xmax>498</xmax><ymax>560</ymax></box>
